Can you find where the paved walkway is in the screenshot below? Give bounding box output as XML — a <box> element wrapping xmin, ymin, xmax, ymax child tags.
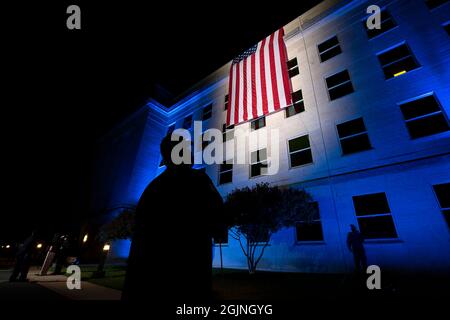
<box><xmin>0</xmin><ymin>267</ymin><xmax>122</xmax><ymax>300</ymax></box>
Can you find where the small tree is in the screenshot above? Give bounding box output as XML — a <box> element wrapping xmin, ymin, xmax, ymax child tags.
<box><xmin>225</xmin><ymin>183</ymin><xmax>317</xmax><ymax>274</ymax></box>
<box><xmin>98</xmin><ymin>208</ymin><xmax>136</xmax><ymax>242</ymax></box>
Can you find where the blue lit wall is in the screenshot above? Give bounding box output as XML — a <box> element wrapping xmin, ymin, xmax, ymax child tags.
<box><xmin>94</xmin><ymin>0</ymin><xmax>450</xmax><ymax>270</ymax></box>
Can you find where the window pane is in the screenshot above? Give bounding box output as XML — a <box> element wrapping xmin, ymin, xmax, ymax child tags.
<box><xmin>296</xmin><ymin>222</ymin><xmax>324</xmax><ymax>241</ymax></box>
<box><xmin>292</xmin><ymin>89</ymin><xmax>303</xmax><ymax>103</ymax></box>
<box><xmin>353</xmin><ymin>193</ymin><xmax>391</xmax><ymax>216</ymax></box>
<box><xmin>326</xmin><ymin>70</ymin><xmax>350</xmax><ymax>89</ymax></box>
<box><xmin>366</xmin><ymin>10</ymin><xmax>397</xmax><ymax>39</ymax></box>
<box><xmin>378</xmin><ymin>44</ymin><xmax>411</xmax><ymax>66</ymax></box>
<box><xmin>329</xmin><ymin>82</ymin><xmax>354</xmax><ymax>100</ymax></box>
<box><xmin>289</xmin><ymin>135</ymin><xmax>310</xmax><ymax>152</ymax></box>
<box><xmin>318</xmin><ymin>36</ymin><xmax>339</xmax><ymax>53</ymax></box>
<box><xmin>405</xmin><ymin>113</ymin><xmax>449</xmax><ymax>138</ymax></box>
<box><xmin>337</xmin><ymin>118</ymin><xmax>366</xmax><ymax>138</ymax></box>
<box><xmin>290</xmin><ymin>149</ymin><xmax>313</xmax><ymax>167</ymax></box>
<box><xmin>382</xmin><ymin>56</ymin><xmax>419</xmax><ymax>79</ymax></box>
<box><xmin>219</xmin><ymin>170</ymin><xmax>232</xmax><ymax>185</ymax></box>
<box><xmin>358</xmin><ymin>216</ymin><xmax>397</xmax><ymax>239</ymax></box>
<box><xmin>286</xmin><ymin>101</ymin><xmax>305</xmax><ymax>117</ymax></box>
<box><xmin>220</xmin><ymin>163</ymin><xmax>233</xmax><ymax>173</ymax></box>
<box><xmin>433</xmin><ymin>183</ymin><xmax>450</xmax><ymax>208</ymax></box>
<box><xmin>251</xmin><ymin>117</ymin><xmax>266</xmax><ymax>130</ymax></box>
<box><xmin>287</xmin><ymin>57</ymin><xmax>298</xmax><ymax>69</ymax></box>
<box><xmin>378</xmin><ymin>44</ymin><xmax>419</xmax><ymax>79</ymax></box>
<box><xmin>399</xmin><ymin>95</ymin><xmax>441</xmax><ymax>120</ymax></box>
<box><xmin>340</xmin><ymin>134</ymin><xmax>371</xmax><ymax>154</ymax></box>
<box><xmin>320</xmin><ymin>45</ymin><xmax>342</xmax><ymax>62</ymax></box>
<box><xmin>289</xmin><ymin>66</ymin><xmax>300</xmax><ymax>78</ymax></box>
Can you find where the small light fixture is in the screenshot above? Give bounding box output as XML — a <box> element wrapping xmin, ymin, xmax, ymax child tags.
<box><xmin>393</xmin><ymin>70</ymin><xmax>407</xmax><ymax>77</ymax></box>
<box><xmin>83</xmin><ymin>234</ymin><xmax>88</xmax><ymax>243</ymax></box>
<box><xmin>103</xmin><ymin>244</ymin><xmax>110</xmax><ymax>252</ymax></box>
<box><xmin>6</xmin><ymin>245</ymin><xmax>10</xmax><ymax>249</ymax></box>
<box><xmin>36</xmin><ymin>243</ymin><xmax>43</xmax><ymax>249</ymax></box>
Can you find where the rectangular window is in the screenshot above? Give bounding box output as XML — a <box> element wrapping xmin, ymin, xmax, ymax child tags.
<box><xmin>425</xmin><ymin>0</ymin><xmax>449</xmax><ymax>9</ymax></box>
<box><xmin>433</xmin><ymin>183</ymin><xmax>450</xmax><ymax>228</ymax></box>
<box><xmin>250</xmin><ymin>148</ymin><xmax>267</xmax><ymax>178</ymax></box>
<box><xmin>365</xmin><ymin>9</ymin><xmax>397</xmax><ymax>39</ymax></box>
<box><xmin>318</xmin><ymin>36</ymin><xmax>342</xmax><ymax>62</ymax></box>
<box><xmin>251</xmin><ymin>116</ymin><xmax>266</xmax><ymax>131</ymax></box>
<box><xmin>399</xmin><ymin>94</ymin><xmax>449</xmax><ymax>139</ymax></box>
<box><xmin>377</xmin><ymin>43</ymin><xmax>419</xmax><ymax>79</ymax></box>
<box><xmin>218</xmin><ymin>162</ymin><xmax>233</xmax><ymax>185</ymax></box>
<box><xmin>183</xmin><ymin>115</ymin><xmax>192</xmax><ymax>129</ymax></box>
<box><xmin>287</xmin><ymin>57</ymin><xmax>299</xmax><ymax>78</ymax></box>
<box><xmin>296</xmin><ymin>202</ymin><xmax>324</xmax><ymax>242</ymax></box>
<box><xmin>337</xmin><ymin>118</ymin><xmax>372</xmax><ymax>155</ymax></box>
<box><xmin>352</xmin><ymin>192</ymin><xmax>398</xmax><ymax>239</ymax></box>
<box><xmin>326</xmin><ymin>70</ymin><xmax>354</xmax><ymax>100</ymax></box>
<box><xmin>202</xmin><ymin>104</ymin><xmax>212</xmax><ymax>120</ymax></box>
<box><xmin>288</xmin><ymin>135</ymin><xmax>313</xmax><ymax>167</ymax></box>
<box><xmin>222</xmin><ymin>124</ymin><xmax>235</xmax><ymax>142</ymax></box>
<box><xmin>224</xmin><ymin>94</ymin><xmax>229</xmax><ymax>110</ymax></box>
<box><xmin>286</xmin><ymin>89</ymin><xmax>305</xmax><ymax>118</ymax></box>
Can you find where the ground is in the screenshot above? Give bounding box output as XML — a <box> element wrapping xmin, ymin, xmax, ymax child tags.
<box><xmin>1</xmin><ymin>265</ymin><xmax>449</xmax><ymax>301</ymax></box>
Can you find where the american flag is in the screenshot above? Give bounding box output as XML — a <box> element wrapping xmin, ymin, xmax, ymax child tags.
<box><xmin>226</xmin><ymin>28</ymin><xmax>293</xmax><ymax>126</ymax></box>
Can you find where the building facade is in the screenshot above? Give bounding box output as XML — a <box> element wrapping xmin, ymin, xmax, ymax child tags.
<box><xmin>93</xmin><ymin>0</ymin><xmax>450</xmax><ymax>273</ymax></box>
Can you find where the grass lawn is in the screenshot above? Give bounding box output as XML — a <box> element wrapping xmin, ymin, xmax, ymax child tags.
<box><xmin>56</xmin><ymin>265</ymin><xmax>127</xmax><ymax>291</ymax></box>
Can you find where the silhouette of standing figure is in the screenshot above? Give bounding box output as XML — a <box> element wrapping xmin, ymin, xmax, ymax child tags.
<box><xmin>122</xmin><ymin>134</ymin><xmax>224</xmax><ymax>302</ymax></box>
<box><xmin>9</xmin><ymin>230</ymin><xmax>37</xmax><ymax>282</ymax></box>
<box><xmin>347</xmin><ymin>224</ymin><xmax>367</xmax><ymax>273</ymax></box>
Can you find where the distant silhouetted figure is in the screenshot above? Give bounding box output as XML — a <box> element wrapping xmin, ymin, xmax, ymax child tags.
<box><xmin>347</xmin><ymin>224</ymin><xmax>367</xmax><ymax>273</ymax></box>
<box><xmin>9</xmin><ymin>231</ymin><xmax>37</xmax><ymax>282</ymax></box>
<box><xmin>122</xmin><ymin>134</ymin><xmax>224</xmax><ymax>301</ymax></box>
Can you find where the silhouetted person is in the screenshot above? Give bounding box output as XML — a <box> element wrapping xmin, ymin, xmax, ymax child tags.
<box><xmin>122</xmin><ymin>134</ymin><xmax>224</xmax><ymax>302</ymax></box>
<box><xmin>52</xmin><ymin>234</ymin><xmax>70</xmax><ymax>275</ymax></box>
<box><xmin>9</xmin><ymin>231</ymin><xmax>37</xmax><ymax>282</ymax></box>
<box><xmin>347</xmin><ymin>224</ymin><xmax>367</xmax><ymax>273</ymax></box>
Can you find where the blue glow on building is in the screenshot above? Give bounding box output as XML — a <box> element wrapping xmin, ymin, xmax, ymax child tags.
<box><xmin>94</xmin><ymin>0</ymin><xmax>450</xmax><ymax>273</ymax></box>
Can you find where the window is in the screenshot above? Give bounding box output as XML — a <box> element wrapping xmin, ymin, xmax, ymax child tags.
<box><xmin>183</xmin><ymin>115</ymin><xmax>192</xmax><ymax>129</ymax></box>
<box><xmin>250</xmin><ymin>229</ymin><xmax>270</xmax><ymax>244</ymax></box>
<box><xmin>399</xmin><ymin>94</ymin><xmax>449</xmax><ymax>139</ymax></box>
<box><xmin>337</xmin><ymin>118</ymin><xmax>372</xmax><ymax>155</ymax></box>
<box><xmin>218</xmin><ymin>162</ymin><xmax>233</xmax><ymax>185</ymax></box>
<box><xmin>202</xmin><ymin>104</ymin><xmax>212</xmax><ymax>120</ymax></box>
<box><xmin>444</xmin><ymin>22</ymin><xmax>450</xmax><ymax>36</ymax></box>
<box><xmin>288</xmin><ymin>135</ymin><xmax>313</xmax><ymax>167</ymax></box>
<box><xmin>250</xmin><ymin>148</ymin><xmax>267</xmax><ymax>177</ymax></box>
<box><xmin>224</xmin><ymin>94</ymin><xmax>229</xmax><ymax>110</ymax></box>
<box><xmin>287</xmin><ymin>57</ymin><xmax>299</xmax><ymax>78</ymax></box>
<box><xmin>318</xmin><ymin>36</ymin><xmax>342</xmax><ymax>62</ymax></box>
<box><xmin>222</xmin><ymin>124</ymin><xmax>234</xmax><ymax>142</ymax></box>
<box><xmin>325</xmin><ymin>70</ymin><xmax>354</xmax><ymax>100</ymax></box>
<box><xmin>251</xmin><ymin>116</ymin><xmax>266</xmax><ymax>131</ymax></box>
<box><xmin>433</xmin><ymin>183</ymin><xmax>450</xmax><ymax>228</ymax></box>
<box><xmin>365</xmin><ymin>9</ymin><xmax>397</xmax><ymax>39</ymax></box>
<box><xmin>296</xmin><ymin>202</ymin><xmax>323</xmax><ymax>242</ymax></box>
<box><xmin>352</xmin><ymin>192</ymin><xmax>397</xmax><ymax>239</ymax></box>
<box><xmin>425</xmin><ymin>0</ymin><xmax>449</xmax><ymax>9</ymax></box>
<box><xmin>377</xmin><ymin>43</ymin><xmax>419</xmax><ymax>79</ymax></box>
<box><xmin>286</xmin><ymin>89</ymin><xmax>305</xmax><ymax>118</ymax></box>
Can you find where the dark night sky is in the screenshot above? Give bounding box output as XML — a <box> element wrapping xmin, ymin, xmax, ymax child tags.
<box><xmin>3</xmin><ymin>1</ymin><xmax>322</xmax><ymax>240</ymax></box>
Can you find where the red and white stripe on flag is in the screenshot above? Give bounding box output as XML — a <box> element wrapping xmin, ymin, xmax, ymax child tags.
<box><xmin>226</xmin><ymin>28</ymin><xmax>293</xmax><ymax>126</ymax></box>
